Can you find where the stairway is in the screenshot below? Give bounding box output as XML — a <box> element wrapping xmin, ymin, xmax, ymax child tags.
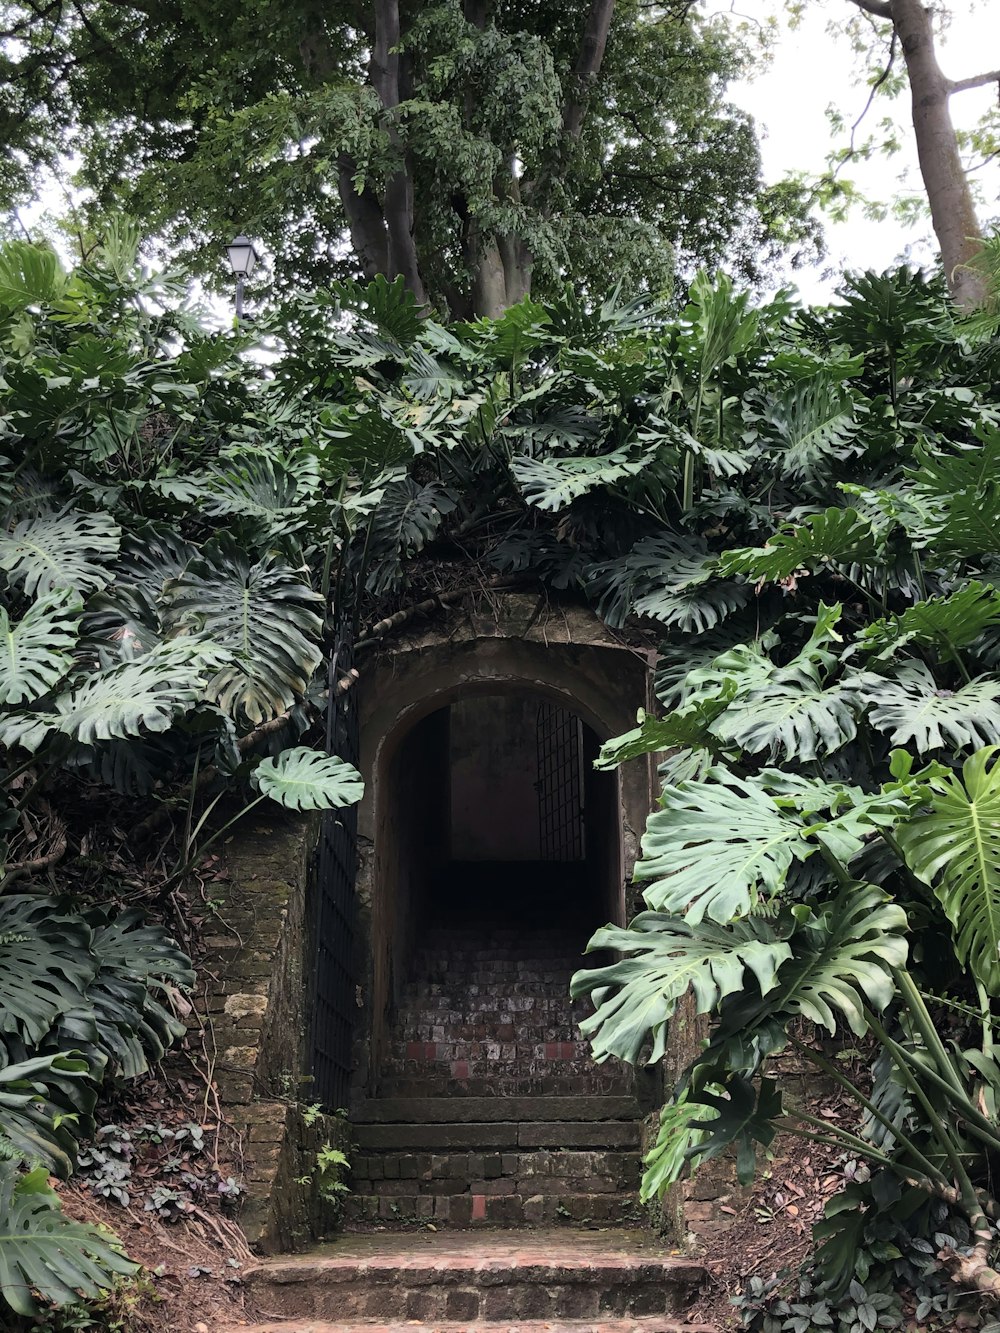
<box><xmin>347</xmin><ymin>926</ymin><xmax>646</xmax><ymax>1227</ymax></box>
<box><xmin>231</xmin><ymin>1228</ymin><xmax>713</xmax><ymax>1332</ymax></box>
<box><xmin>222</xmin><ymin>928</ymin><xmax>717</xmax><ymax>1333</ymax></box>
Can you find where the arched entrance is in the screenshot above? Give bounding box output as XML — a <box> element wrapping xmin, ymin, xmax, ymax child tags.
<box><xmin>342</xmin><ymin>598</ymin><xmax>656</xmax><ymax>1225</ymax></box>
<box><xmin>376</xmin><ymin>686</ymin><xmax>622</xmax><ymax>1006</ymax></box>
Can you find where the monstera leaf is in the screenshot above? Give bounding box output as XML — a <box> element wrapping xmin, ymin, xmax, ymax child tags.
<box><xmin>720</xmin><ymin>508</ymin><xmax>878</xmax><ymax>582</ymax></box>
<box><xmin>684</xmin><ymin>1074</ymin><xmax>782</xmax><ymax>1185</ymax></box>
<box><xmin>81</xmin><ymin>909</ymin><xmax>194</xmax><ymax>1081</ymax></box>
<box><xmin>895</xmin><ymin>747</ymin><xmax>1000</xmax><ymax>990</ymax></box>
<box><xmin>0</xmin><ymin>897</ymin><xmax>95</xmax><ymax>1049</ymax></box>
<box><xmin>0</xmin><ymin>510</ymin><xmax>120</xmax><ymax>597</ymax></box>
<box><xmin>714</xmin><ymin>663</ymin><xmax>865</xmax><ymax>763</ymax></box>
<box><xmin>10</xmin><ymin>640</ymin><xmax>225</xmax><ymax>750</ymax></box>
<box><xmin>760</xmin><ymin>885</ymin><xmax>908</xmax><ymax>1035</ymax></box>
<box><xmin>511</xmin><ymin>447</ymin><xmax>651</xmax><ymax>512</ymax></box>
<box><xmin>0</xmin><ymin>241</ymin><xmax>67</xmax><ymax>308</ymax></box>
<box><xmin>163</xmin><ymin>548</ymin><xmax>323</xmax><ymax>724</ymax></box>
<box><xmin>187</xmin><ymin>452</ymin><xmax>308</xmax><ymax>537</ymax></box>
<box><xmin>572</xmin><ymin>914</ymin><xmax>791</xmax><ymax>1064</ymax></box>
<box><xmin>0</xmin><ymin>1056</ymin><xmax>97</xmax><ymax>1178</ymax></box>
<box><xmin>860</xmin><ymin>582</ymin><xmax>1000</xmax><ymax>658</ymax></box>
<box><xmin>0</xmin><ymin>1163</ymin><xmax>135</xmax><ymax>1317</ymax></box>
<box><xmin>253</xmin><ymin>747</ymin><xmax>365</xmax><ymax>811</ymax></box>
<box><xmin>634</xmin><ymin>768</ymin><xmax>814</xmax><ymax>923</ymax></box>
<box><xmin>760</xmin><ymin>374</ymin><xmax>858</xmax><ymax>483</ymax></box>
<box><xmin>0</xmin><ymin>589</ymin><xmax>81</xmax><ymax>706</ymax></box>
<box><xmin>863</xmin><ymin>664</ymin><xmax>1000</xmax><ymax>752</ymax></box>
<box><xmin>640</xmin><ymin>1092</ymin><xmax>711</xmax><ymax>1201</ymax></box>
<box><xmin>596</xmin><ymin>693</ymin><xmax>734</xmax><ymax>769</ymax></box>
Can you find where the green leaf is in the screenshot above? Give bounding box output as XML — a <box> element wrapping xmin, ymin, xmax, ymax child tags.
<box><xmin>859</xmin><ymin>582</ymin><xmax>1000</xmax><ymax>658</ymax></box>
<box><xmin>596</xmin><ymin>692</ymin><xmax>734</xmax><ymax>769</ymax></box>
<box><xmin>0</xmin><ymin>1057</ymin><xmax>97</xmax><ymax>1178</ymax></box>
<box><xmin>187</xmin><ymin>452</ymin><xmax>308</xmax><ymax>537</ymax></box>
<box><xmin>572</xmin><ymin>914</ymin><xmax>791</xmax><ymax>1064</ymax></box>
<box><xmin>0</xmin><ymin>589</ymin><xmax>81</xmax><ymax>706</ymax></box>
<box><xmin>0</xmin><ymin>242</ymin><xmax>67</xmax><ymax>309</ymax></box>
<box><xmin>640</xmin><ymin>1092</ymin><xmax>711</xmax><ymax>1201</ymax></box>
<box><xmin>760</xmin><ymin>375</ymin><xmax>858</xmax><ymax>483</ymax></box>
<box><xmin>0</xmin><ymin>897</ymin><xmax>96</xmax><ymax>1049</ymax></box>
<box><xmin>82</xmin><ymin>908</ymin><xmax>194</xmax><ymax>1081</ymax></box>
<box><xmin>0</xmin><ymin>510</ymin><xmax>121</xmax><ymax>598</ymax></box>
<box><xmin>511</xmin><ymin>447</ymin><xmax>651</xmax><ymax>513</ymax></box>
<box><xmin>720</xmin><ymin>508</ymin><xmax>878</xmax><ymax>582</ymax></box>
<box><xmin>163</xmin><ymin>549</ymin><xmax>323</xmax><ymax>724</ymax></box>
<box><xmin>5</xmin><ymin>640</ymin><xmax>225</xmax><ymax>749</ymax></box>
<box><xmin>633</xmin><ymin>768</ymin><xmax>813</xmax><ymax>923</ymax></box>
<box><xmin>0</xmin><ymin>1162</ymin><xmax>135</xmax><ymax>1317</ymax></box>
<box><xmin>253</xmin><ymin>746</ymin><xmax>365</xmax><ymax>811</ymax></box>
<box><xmin>763</xmin><ymin>884</ymin><xmax>908</xmax><ymax>1034</ymax></box>
<box><xmin>714</xmin><ymin>663</ymin><xmax>865</xmax><ymax>763</ymax></box>
<box><xmin>895</xmin><ymin>746</ymin><xmax>1000</xmax><ymax>990</ymax></box>
<box><xmin>686</xmin><ymin>1074</ymin><xmax>781</xmax><ymax>1185</ymax></box>
<box><xmin>863</xmin><ymin>665</ymin><xmax>1000</xmax><ymax>753</ymax></box>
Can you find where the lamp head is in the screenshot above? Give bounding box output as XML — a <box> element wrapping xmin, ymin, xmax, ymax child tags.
<box><xmin>226</xmin><ymin>235</ymin><xmax>260</xmax><ymax>277</ymax></box>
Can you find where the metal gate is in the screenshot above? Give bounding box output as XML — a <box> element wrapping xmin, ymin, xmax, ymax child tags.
<box><xmin>308</xmin><ymin>629</ymin><xmax>359</xmax><ymax>1112</ymax></box>
<box><xmin>536</xmin><ymin>701</ymin><xmax>586</xmax><ymax>861</ymax></box>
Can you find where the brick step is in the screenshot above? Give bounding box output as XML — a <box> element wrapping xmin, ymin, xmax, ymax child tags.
<box><xmin>412</xmin><ymin>953</ymin><xmax>588</xmax><ymax>969</ymax></box>
<box><xmin>353</xmin><ymin>1096</ymin><xmax>640</xmax><ymax>1124</ymax></box>
<box><xmin>388</xmin><ymin>1038</ymin><xmax>598</xmax><ymax>1061</ymax></box>
<box><xmin>225</xmin><ymin>1321</ymin><xmax>716</xmax><ymax>1333</ymax></box>
<box><xmin>245</xmin><ymin>1230</ymin><xmax>704</xmax><ymax>1322</ymax></box>
<box><xmin>355</xmin><ymin>1120</ymin><xmax>642</xmax><ymax>1151</ymax></box>
<box><xmin>346</xmin><ymin>1191</ymin><xmax>645</xmax><ymax>1226</ymax></box>
<box><xmin>376</xmin><ymin>1075</ymin><xmax>631</xmax><ymax>1098</ymax></box>
<box><xmin>353</xmin><ymin>1147</ymin><xmax>640</xmax><ymax>1188</ymax></box>
<box><xmin>396</xmin><ymin>999</ymin><xmax>592</xmax><ymax>1020</ymax></box>
<box><xmin>404</xmin><ymin>981</ymin><xmax>581</xmax><ymax>999</ymax></box>
<box><xmin>392</xmin><ymin>1021</ymin><xmax>586</xmax><ymax>1041</ymax></box>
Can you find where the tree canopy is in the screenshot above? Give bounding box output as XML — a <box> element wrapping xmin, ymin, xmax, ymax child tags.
<box><xmin>0</xmin><ymin>0</ymin><xmax>819</xmax><ymax>314</ymax></box>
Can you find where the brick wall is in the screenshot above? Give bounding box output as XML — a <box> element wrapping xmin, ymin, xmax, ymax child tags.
<box><xmin>190</xmin><ymin>811</ymin><xmax>351</xmax><ymax>1253</ymax></box>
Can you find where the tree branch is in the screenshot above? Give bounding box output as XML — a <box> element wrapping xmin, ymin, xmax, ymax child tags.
<box><xmin>847</xmin><ymin>0</ymin><xmax>893</xmax><ymax>18</ymax></box>
<box><xmin>950</xmin><ymin>69</ymin><xmax>1000</xmax><ymax>95</ymax></box>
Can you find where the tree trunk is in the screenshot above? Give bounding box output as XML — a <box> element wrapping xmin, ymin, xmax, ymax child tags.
<box><xmin>371</xmin><ymin>0</ymin><xmax>427</xmax><ymax>305</ymax></box>
<box><xmin>851</xmin><ymin>0</ymin><xmax>987</xmax><ymax>309</ymax></box>
<box><xmin>889</xmin><ymin>0</ymin><xmax>986</xmax><ymax>309</ymax></box>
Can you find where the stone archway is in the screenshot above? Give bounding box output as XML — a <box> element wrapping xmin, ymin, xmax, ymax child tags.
<box><xmin>352</xmin><ymin>593</ymin><xmax>656</xmax><ymax>1100</ymax></box>
<box><xmin>343</xmin><ymin>593</ymin><xmax>658</xmax><ymax>1227</ymax></box>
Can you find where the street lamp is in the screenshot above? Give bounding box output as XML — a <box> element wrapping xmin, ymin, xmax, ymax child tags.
<box><xmin>226</xmin><ymin>234</ymin><xmax>260</xmax><ymax>322</ymax></box>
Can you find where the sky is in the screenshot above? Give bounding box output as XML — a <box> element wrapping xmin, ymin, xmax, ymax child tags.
<box><xmin>728</xmin><ymin>0</ymin><xmax>1000</xmax><ymax>300</ymax></box>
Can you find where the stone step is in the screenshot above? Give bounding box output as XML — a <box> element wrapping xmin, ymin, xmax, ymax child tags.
<box><xmin>354</xmin><ymin>1119</ymin><xmax>642</xmax><ymax>1151</ymax></box>
<box><xmin>345</xmin><ymin>1190</ymin><xmax>643</xmax><ymax>1226</ymax></box>
<box><xmin>245</xmin><ymin>1230</ymin><xmax>705</xmax><ymax>1324</ymax></box>
<box><xmin>376</xmin><ymin>1075</ymin><xmax>631</xmax><ymax>1098</ymax></box>
<box><xmin>226</xmin><ymin>1321</ymin><xmax>716</xmax><ymax>1333</ymax></box>
<box><xmin>404</xmin><ymin>981</ymin><xmax>581</xmax><ymax>999</ymax></box>
<box><xmin>353</xmin><ymin>1096</ymin><xmax>640</xmax><ymax>1124</ymax></box>
<box><xmin>353</xmin><ymin>1147</ymin><xmax>640</xmax><ymax>1189</ymax></box>
<box><xmin>388</xmin><ymin>1038</ymin><xmax>598</xmax><ymax>1062</ymax></box>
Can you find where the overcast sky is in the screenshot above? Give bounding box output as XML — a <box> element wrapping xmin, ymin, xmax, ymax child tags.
<box><xmin>728</xmin><ymin>1</ymin><xmax>1000</xmax><ymax>300</ymax></box>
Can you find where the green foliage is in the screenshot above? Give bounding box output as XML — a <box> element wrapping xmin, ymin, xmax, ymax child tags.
<box><xmin>0</xmin><ymin>1164</ymin><xmax>136</xmax><ymax>1318</ymax></box>
<box><xmin>253</xmin><ymin>748</ymin><xmax>365</xmax><ymax>812</ymax></box>
<box><xmin>0</xmin><ymin>1</ymin><xmax>819</xmax><ymax>311</ymax></box>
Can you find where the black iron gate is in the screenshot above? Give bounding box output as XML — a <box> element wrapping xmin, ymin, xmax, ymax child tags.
<box><xmin>308</xmin><ymin>629</ymin><xmax>360</xmax><ymax>1112</ymax></box>
<box><xmin>536</xmin><ymin>701</ymin><xmax>586</xmax><ymax>862</ymax></box>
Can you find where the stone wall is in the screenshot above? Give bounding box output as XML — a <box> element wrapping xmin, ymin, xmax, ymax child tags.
<box><xmin>190</xmin><ymin>810</ymin><xmax>350</xmax><ymax>1253</ymax></box>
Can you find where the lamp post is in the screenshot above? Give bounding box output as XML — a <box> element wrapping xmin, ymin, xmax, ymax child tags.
<box><xmin>226</xmin><ymin>234</ymin><xmax>260</xmax><ymax>322</ymax></box>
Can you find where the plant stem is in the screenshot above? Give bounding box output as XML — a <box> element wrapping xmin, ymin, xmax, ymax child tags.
<box><xmin>787</xmin><ymin>1034</ymin><xmax>949</xmax><ymax>1186</ymax></box>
